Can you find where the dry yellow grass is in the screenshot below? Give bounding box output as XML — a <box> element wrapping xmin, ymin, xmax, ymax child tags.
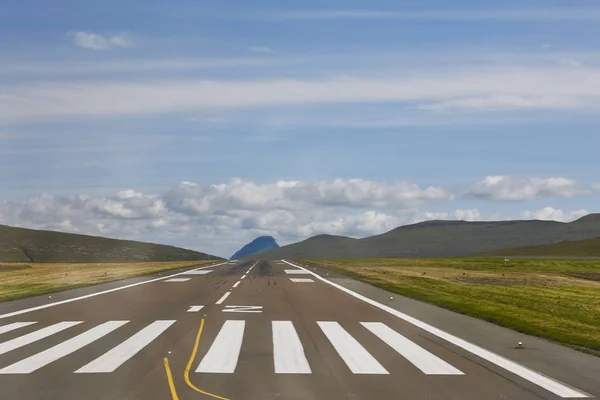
<box><xmin>0</xmin><ymin>260</ymin><xmax>217</xmax><ymax>302</ymax></box>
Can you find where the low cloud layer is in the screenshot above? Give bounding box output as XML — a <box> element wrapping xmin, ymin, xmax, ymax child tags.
<box><xmin>466</xmin><ymin>175</ymin><xmax>590</xmax><ymax>201</ymax></box>
<box><xmin>0</xmin><ymin>178</ymin><xmax>594</xmax><ymax>257</ymax></box>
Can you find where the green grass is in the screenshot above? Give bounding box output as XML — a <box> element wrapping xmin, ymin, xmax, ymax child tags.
<box><xmin>301</xmin><ymin>258</ymin><xmax>600</xmax><ymax>356</ymax></box>
<box><xmin>480</xmin><ymin>237</ymin><xmax>600</xmax><ymax>257</ymax></box>
<box><xmin>0</xmin><ymin>260</ymin><xmax>217</xmax><ymax>302</ymax></box>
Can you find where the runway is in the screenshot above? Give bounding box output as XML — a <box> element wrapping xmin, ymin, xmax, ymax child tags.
<box><xmin>0</xmin><ymin>260</ymin><xmax>595</xmax><ymax>399</ymax></box>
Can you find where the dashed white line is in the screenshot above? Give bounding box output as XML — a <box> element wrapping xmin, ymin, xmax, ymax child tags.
<box><xmin>232</xmin><ymin>281</ymin><xmax>241</xmax><ymax>288</ymax></box>
<box><xmin>289</xmin><ymin>278</ymin><xmax>314</xmax><ymax>283</ymax></box>
<box><xmin>215</xmin><ymin>292</ymin><xmax>231</xmax><ymax>305</ymax></box>
<box><xmin>164</xmin><ymin>278</ymin><xmax>190</xmax><ymax>283</ymax></box>
<box><xmin>0</xmin><ymin>262</ymin><xmax>229</xmax><ymax>321</ymax></box>
<box><xmin>240</xmin><ymin>275</ymin><xmax>247</xmax><ymax>280</ymax></box>
<box><xmin>187</xmin><ymin>306</ymin><xmax>205</xmax><ymax>312</ymax></box>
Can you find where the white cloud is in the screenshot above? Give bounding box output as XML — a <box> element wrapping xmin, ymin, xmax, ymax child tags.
<box><xmin>466</xmin><ymin>175</ymin><xmax>590</xmax><ymax>201</ymax></box>
<box><xmin>248</xmin><ymin>46</ymin><xmax>275</xmax><ymax>53</ymax></box>
<box><xmin>270</xmin><ymin>9</ymin><xmax>600</xmax><ymax>21</ymax></box>
<box><xmin>521</xmin><ymin>207</ymin><xmax>589</xmax><ymax>222</ymax></box>
<box><xmin>4</xmin><ymin>66</ymin><xmax>600</xmax><ymax>122</ymax></box>
<box><xmin>0</xmin><ymin>181</ymin><xmax>595</xmax><ymax>258</ymax></box>
<box><xmin>67</xmin><ymin>31</ymin><xmax>134</xmax><ymax>50</ymax></box>
<box><xmin>593</xmin><ymin>183</ymin><xmax>600</xmax><ymax>191</ymax></box>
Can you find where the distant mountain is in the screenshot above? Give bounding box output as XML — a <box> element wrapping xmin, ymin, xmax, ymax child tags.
<box><xmin>479</xmin><ymin>236</ymin><xmax>600</xmax><ymax>258</ymax></box>
<box><xmin>231</xmin><ymin>236</ymin><xmax>279</xmax><ymax>260</ymax></box>
<box><xmin>254</xmin><ymin>214</ymin><xmax>600</xmax><ymax>259</ymax></box>
<box><xmin>0</xmin><ymin>224</ymin><xmax>223</xmax><ymax>263</ymax></box>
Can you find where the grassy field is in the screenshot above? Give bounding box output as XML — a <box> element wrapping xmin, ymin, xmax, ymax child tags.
<box><xmin>301</xmin><ymin>258</ymin><xmax>600</xmax><ymax>356</ymax></box>
<box><xmin>0</xmin><ymin>260</ymin><xmax>217</xmax><ymax>303</ymax></box>
<box><xmin>480</xmin><ymin>237</ymin><xmax>600</xmax><ymax>257</ymax></box>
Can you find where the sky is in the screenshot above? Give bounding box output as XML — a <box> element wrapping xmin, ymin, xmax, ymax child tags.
<box><xmin>1</xmin><ymin>0</ymin><xmax>600</xmax><ymax>258</ymax></box>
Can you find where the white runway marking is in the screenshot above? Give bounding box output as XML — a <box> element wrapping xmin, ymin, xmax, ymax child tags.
<box><xmin>0</xmin><ymin>321</ymin><xmax>82</xmax><ymax>356</ymax></box>
<box><xmin>222</xmin><ymin>306</ymin><xmax>262</xmax><ymax>313</ymax></box>
<box><xmin>317</xmin><ymin>321</ymin><xmax>388</xmax><ymax>375</ymax></box>
<box><xmin>240</xmin><ymin>274</ymin><xmax>247</xmax><ymax>279</ymax></box>
<box><xmin>0</xmin><ymin>262</ymin><xmax>229</xmax><ymax>321</ymax></box>
<box><xmin>362</xmin><ymin>322</ymin><xmax>463</xmax><ymax>375</ymax></box>
<box><xmin>0</xmin><ymin>321</ymin><xmax>128</xmax><ymax>374</ymax></box>
<box><xmin>0</xmin><ymin>322</ymin><xmax>37</xmax><ymax>336</ymax></box>
<box><xmin>272</xmin><ymin>321</ymin><xmax>311</xmax><ymax>374</ymax></box>
<box><xmin>283</xmin><ymin>260</ymin><xmax>589</xmax><ymax>398</ymax></box>
<box><xmin>75</xmin><ymin>320</ymin><xmax>175</xmax><ymax>373</ymax></box>
<box><xmin>215</xmin><ymin>292</ymin><xmax>231</xmax><ymax>304</ymax></box>
<box><xmin>232</xmin><ymin>281</ymin><xmax>241</xmax><ymax>288</ymax></box>
<box><xmin>284</xmin><ymin>270</ymin><xmax>311</xmax><ymax>275</ymax></box>
<box><xmin>187</xmin><ymin>306</ymin><xmax>205</xmax><ymax>312</ymax></box>
<box><xmin>289</xmin><ymin>278</ymin><xmax>314</xmax><ymax>283</ymax></box>
<box><xmin>197</xmin><ymin>320</ymin><xmax>245</xmax><ymax>373</ymax></box>
<box><xmin>181</xmin><ymin>270</ymin><xmax>212</xmax><ymax>275</ymax></box>
<box><xmin>164</xmin><ymin>278</ymin><xmax>190</xmax><ymax>283</ymax></box>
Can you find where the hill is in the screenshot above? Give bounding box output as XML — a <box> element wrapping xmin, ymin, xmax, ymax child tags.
<box><xmin>0</xmin><ymin>224</ymin><xmax>222</xmax><ymax>262</ymax></box>
<box><xmin>230</xmin><ymin>236</ymin><xmax>279</xmax><ymax>260</ymax></box>
<box><xmin>253</xmin><ymin>213</ymin><xmax>600</xmax><ymax>259</ymax></box>
<box><xmin>480</xmin><ymin>236</ymin><xmax>600</xmax><ymax>257</ymax></box>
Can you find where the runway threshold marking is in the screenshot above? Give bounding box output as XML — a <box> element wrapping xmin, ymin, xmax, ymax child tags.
<box><xmin>163</xmin><ymin>358</ymin><xmax>180</xmax><ymax>400</ymax></box>
<box><xmin>76</xmin><ymin>320</ymin><xmax>176</xmax><ymax>373</ymax></box>
<box><xmin>0</xmin><ymin>322</ymin><xmax>37</xmax><ymax>336</ymax></box>
<box><xmin>272</xmin><ymin>321</ymin><xmax>311</xmax><ymax>374</ymax></box>
<box><xmin>282</xmin><ymin>260</ymin><xmax>591</xmax><ymax>398</ymax></box>
<box><xmin>164</xmin><ymin>278</ymin><xmax>191</xmax><ymax>283</ymax></box>
<box><xmin>0</xmin><ymin>321</ymin><xmax>82</xmax><ymax>356</ymax></box>
<box><xmin>0</xmin><ymin>321</ymin><xmax>128</xmax><ymax>374</ymax></box>
<box><xmin>187</xmin><ymin>306</ymin><xmax>205</xmax><ymax>313</ymax></box>
<box><xmin>184</xmin><ymin>318</ymin><xmax>230</xmax><ymax>400</ymax></box>
<box><xmin>0</xmin><ymin>262</ymin><xmax>229</xmax><ymax>321</ymax></box>
<box><xmin>362</xmin><ymin>322</ymin><xmax>464</xmax><ymax>375</ymax></box>
<box><xmin>197</xmin><ymin>320</ymin><xmax>245</xmax><ymax>373</ymax></box>
<box><xmin>222</xmin><ymin>306</ymin><xmax>262</xmax><ymax>313</ymax></box>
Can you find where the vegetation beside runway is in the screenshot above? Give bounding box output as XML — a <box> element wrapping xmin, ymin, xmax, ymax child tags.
<box><xmin>302</xmin><ymin>258</ymin><xmax>600</xmax><ymax>356</ymax></box>
<box><xmin>0</xmin><ymin>260</ymin><xmax>217</xmax><ymax>302</ymax></box>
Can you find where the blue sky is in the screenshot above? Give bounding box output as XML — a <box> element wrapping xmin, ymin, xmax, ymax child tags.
<box><xmin>1</xmin><ymin>0</ymin><xmax>600</xmax><ymax>258</ymax></box>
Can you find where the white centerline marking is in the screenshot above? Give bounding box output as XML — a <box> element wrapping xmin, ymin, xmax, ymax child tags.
<box><xmin>240</xmin><ymin>275</ymin><xmax>247</xmax><ymax>280</ymax></box>
<box><xmin>0</xmin><ymin>321</ymin><xmax>128</xmax><ymax>374</ymax></box>
<box><xmin>197</xmin><ymin>320</ymin><xmax>245</xmax><ymax>373</ymax></box>
<box><xmin>0</xmin><ymin>322</ymin><xmax>37</xmax><ymax>336</ymax></box>
<box><xmin>181</xmin><ymin>270</ymin><xmax>213</xmax><ymax>275</ymax></box>
<box><xmin>317</xmin><ymin>321</ymin><xmax>388</xmax><ymax>374</ymax></box>
<box><xmin>76</xmin><ymin>320</ymin><xmax>176</xmax><ymax>373</ymax></box>
<box><xmin>0</xmin><ymin>321</ymin><xmax>82</xmax><ymax>356</ymax></box>
<box><xmin>232</xmin><ymin>281</ymin><xmax>241</xmax><ymax>288</ymax></box>
<box><xmin>222</xmin><ymin>306</ymin><xmax>262</xmax><ymax>313</ymax></box>
<box><xmin>0</xmin><ymin>262</ymin><xmax>229</xmax><ymax>321</ymax></box>
<box><xmin>164</xmin><ymin>278</ymin><xmax>190</xmax><ymax>283</ymax></box>
<box><xmin>284</xmin><ymin>270</ymin><xmax>311</xmax><ymax>275</ymax></box>
<box><xmin>362</xmin><ymin>322</ymin><xmax>463</xmax><ymax>375</ymax></box>
<box><xmin>283</xmin><ymin>260</ymin><xmax>589</xmax><ymax>398</ymax></box>
<box><xmin>187</xmin><ymin>306</ymin><xmax>205</xmax><ymax>312</ymax></box>
<box><xmin>273</xmin><ymin>321</ymin><xmax>311</xmax><ymax>374</ymax></box>
<box><xmin>290</xmin><ymin>278</ymin><xmax>314</xmax><ymax>283</ymax></box>
<box><xmin>215</xmin><ymin>292</ymin><xmax>231</xmax><ymax>305</ymax></box>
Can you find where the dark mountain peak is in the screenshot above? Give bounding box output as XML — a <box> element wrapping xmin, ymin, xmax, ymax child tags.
<box><xmin>230</xmin><ymin>236</ymin><xmax>280</xmax><ymax>260</ymax></box>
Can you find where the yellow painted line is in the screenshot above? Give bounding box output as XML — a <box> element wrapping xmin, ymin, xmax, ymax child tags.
<box><xmin>163</xmin><ymin>358</ymin><xmax>180</xmax><ymax>400</ymax></box>
<box><xmin>184</xmin><ymin>318</ymin><xmax>231</xmax><ymax>400</ymax></box>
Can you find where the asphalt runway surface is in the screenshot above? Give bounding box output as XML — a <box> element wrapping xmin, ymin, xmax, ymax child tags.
<box><xmin>0</xmin><ymin>260</ymin><xmax>596</xmax><ymax>400</ymax></box>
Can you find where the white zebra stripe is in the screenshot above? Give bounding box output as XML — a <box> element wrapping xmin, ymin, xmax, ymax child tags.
<box><xmin>0</xmin><ymin>321</ymin><xmax>82</xmax><ymax>356</ymax></box>
<box><xmin>317</xmin><ymin>321</ymin><xmax>388</xmax><ymax>374</ymax></box>
<box><xmin>197</xmin><ymin>320</ymin><xmax>245</xmax><ymax>373</ymax></box>
<box><xmin>0</xmin><ymin>321</ymin><xmax>127</xmax><ymax>374</ymax></box>
<box><xmin>362</xmin><ymin>322</ymin><xmax>463</xmax><ymax>375</ymax></box>
<box><xmin>75</xmin><ymin>320</ymin><xmax>175</xmax><ymax>373</ymax></box>
<box><xmin>0</xmin><ymin>322</ymin><xmax>37</xmax><ymax>336</ymax></box>
<box><xmin>272</xmin><ymin>321</ymin><xmax>311</xmax><ymax>374</ymax></box>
